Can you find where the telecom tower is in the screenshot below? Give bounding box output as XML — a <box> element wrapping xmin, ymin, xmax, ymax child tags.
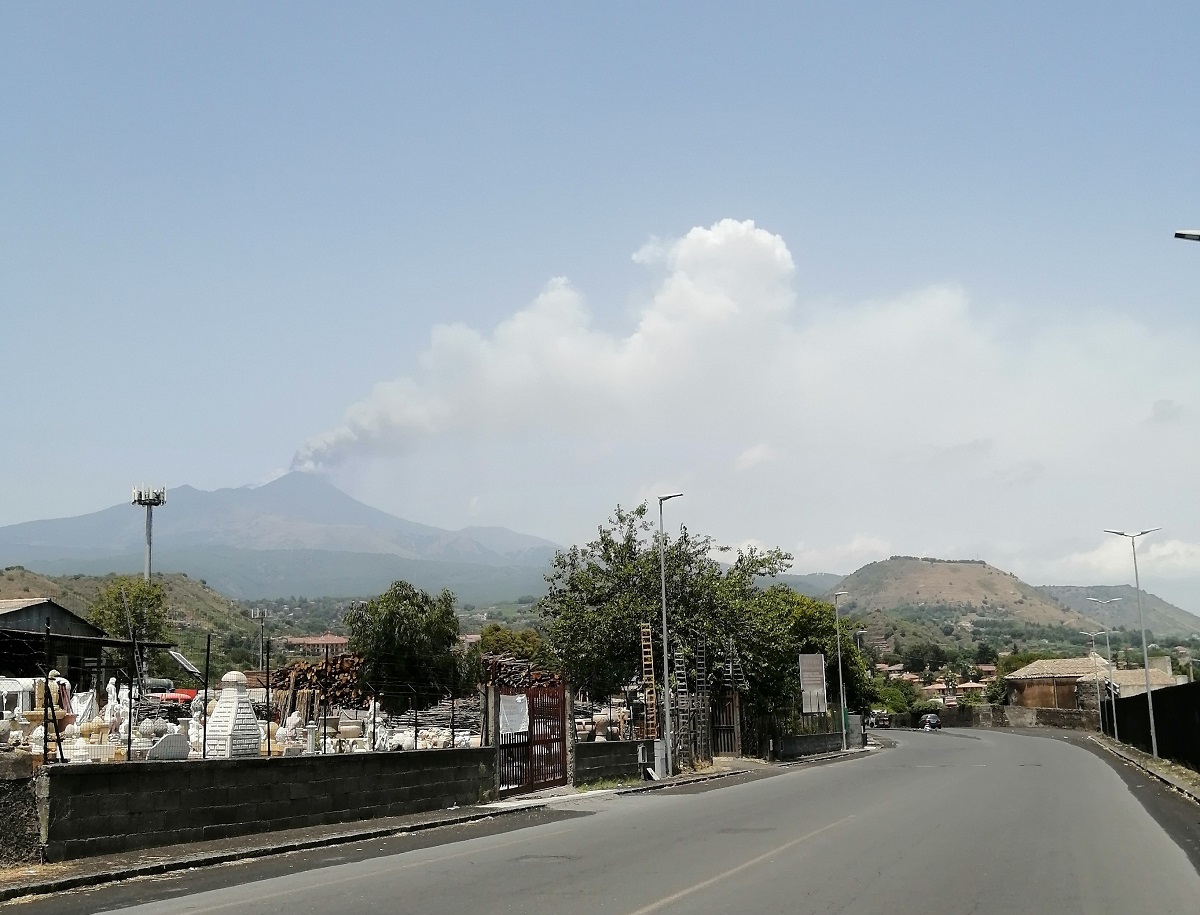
<box><xmin>131</xmin><ymin>486</ymin><xmax>166</xmax><ymax>581</ymax></box>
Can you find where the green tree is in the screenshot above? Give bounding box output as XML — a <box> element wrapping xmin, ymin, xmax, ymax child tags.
<box><xmin>90</xmin><ymin>576</ymin><xmax>169</xmax><ymax>644</ymax></box>
<box><xmin>344</xmin><ymin>580</ymin><xmax>463</xmax><ymax>712</ymax></box>
<box><xmin>479</xmin><ymin>623</ymin><xmax>553</xmax><ymax>667</ymax></box>
<box><xmin>974</xmin><ymin>642</ymin><xmax>998</xmax><ymax>665</ymax></box>
<box><xmin>538</xmin><ymin>503</ymin><xmax>791</xmax><ymax>700</ymax></box>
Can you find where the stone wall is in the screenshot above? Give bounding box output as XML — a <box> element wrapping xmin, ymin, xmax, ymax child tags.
<box><xmin>888</xmin><ymin>705</ymin><xmax>1099</xmax><ymax>731</ymax></box>
<box><xmin>36</xmin><ymin>748</ymin><xmax>495</xmax><ymax>862</ymax></box>
<box><xmin>573</xmin><ymin>740</ymin><xmax>652</xmax><ymax>785</ymax></box>
<box><xmin>0</xmin><ymin>753</ymin><xmax>40</xmax><ymax>866</ymax></box>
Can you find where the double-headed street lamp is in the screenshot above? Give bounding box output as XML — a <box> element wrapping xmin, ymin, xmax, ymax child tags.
<box><xmin>1103</xmin><ymin>529</ymin><xmax>1160</xmax><ymax>757</ymax></box>
<box><xmin>833</xmin><ymin>591</ymin><xmax>849</xmax><ymax>752</ymax></box>
<box><xmin>1175</xmin><ymin>229</ymin><xmax>1200</xmax><ymax>242</ymax></box>
<box><xmin>658</xmin><ymin>492</ymin><xmax>683</xmax><ymax>777</ymax></box>
<box><xmin>1079</xmin><ymin>630</ymin><xmax>1109</xmax><ymax>735</ymax></box>
<box><xmin>1085</xmin><ymin>597</ymin><xmax>1123</xmax><ymax>743</ymax></box>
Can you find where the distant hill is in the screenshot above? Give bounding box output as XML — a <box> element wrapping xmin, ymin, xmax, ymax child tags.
<box><xmin>1036</xmin><ymin>584</ymin><xmax>1200</xmax><ymax>640</ymax></box>
<box><xmin>830</xmin><ymin>556</ymin><xmax>1099</xmax><ymax>654</ymax></box>
<box><xmin>0</xmin><ymin>472</ymin><xmax>558</xmax><ymax>567</ymax></box>
<box><xmin>0</xmin><ymin>566</ymin><xmax>261</xmax><ymax>678</ymax></box>
<box><xmin>23</xmin><ymin>547</ymin><xmax>551</xmax><ymax>605</ymax></box>
<box><xmin>0</xmin><ymin>472</ymin><xmax>558</xmax><ymax>602</ymax></box>
<box><xmin>772</xmin><ymin>572</ymin><xmax>845</xmax><ymax>598</ymax></box>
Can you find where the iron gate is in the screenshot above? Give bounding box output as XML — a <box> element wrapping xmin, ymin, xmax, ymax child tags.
<box><xmin>712</xmin><ymin>688</ymin><xmax>740</xmax><ymax>756</ymax></box>
<box><xmin>498</xmin><ymin>683</ymin><xmax>568</xmax><ymax>796</ymax></box>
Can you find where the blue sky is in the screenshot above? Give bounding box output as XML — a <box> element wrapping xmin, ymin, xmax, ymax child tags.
<box><xmin>3</xmin><ymin>5</ymin><xmax>1200</xmax><ymax>601</ymax></box>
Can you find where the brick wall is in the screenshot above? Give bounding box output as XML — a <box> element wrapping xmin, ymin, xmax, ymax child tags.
<box><xmin>36</xmin><ymin>748</ymin><xmax>496</xmax><ymax>862</ymax></box>
<box><xmin>573</xmin><ymin>740</ymin><xmax>653</xmax><ymax>785</ymax></box>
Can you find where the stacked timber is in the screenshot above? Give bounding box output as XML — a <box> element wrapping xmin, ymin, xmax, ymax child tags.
<box><xmin>484</xmin><ymin>655</ymin><xmax>562</xmax><ymax>689</ymax></box>
<box><xmin>269</xmin><ymin>656</ymin><xmax>370</xmax><ymax>710</ymax></box>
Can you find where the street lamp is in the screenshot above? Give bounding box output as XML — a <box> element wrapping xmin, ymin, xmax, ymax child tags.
<box><xmin>1079</xmin><ymin>631</ymin><xmax>1109</xmax><ymax>735</ymax></box>
<box><xmin>833</xmin><ymin>591</ymin><xmax>849</xmax><ymax>751</ymax></box>
<box><xmin>658</xmin><ymin>492</ymin><xmax>683</xmax><ymax>776</ymax></box>
<box><xmin>1175</xmin><ymin>229</ymin><xmax>1200</xmax><ymax>241</ymax></box>
<box><xmin>1104</xmin><ymin>528</ymin><xmax>1161</xmax><ymax>757</ymax></box>
<box><xmin>1086</xmin><ymin>597</ymin><xmax>1123</xmax><ymax>743</ymax></box>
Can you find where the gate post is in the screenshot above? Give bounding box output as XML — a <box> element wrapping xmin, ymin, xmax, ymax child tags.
<box><xmin>565</xmin><ymin>683</ymin><xmax>577</xmax><ymax>786</ymax></box>
<box><xmin>488</xmin><ymin>684</ymin><xmax>501</xmax><ymax>800</ymax></box>
<box><xmin>733</xmin><ymin>692</ymin><xmax>742</xmax><ymax>757</ymax></box>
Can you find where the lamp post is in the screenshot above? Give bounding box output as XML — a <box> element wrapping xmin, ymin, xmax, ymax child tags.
<box><xmin>833</xmin><ymin>591</ymin><xmax>849</xmax><ymax>751</ymax></box>
<box><xmin>1175</xmin><ymin>229</ymin><xmax>1200</xmax><ymax>241</ymax></box>
<box><xmin>1086</xmin><ymin>597</ymin><xmax>1123</xmax><ymax>742</ymax></box>
<box><xmin>1104</xmin><ymin>528</ymin><xmax>1161</xmax><ymax>757</ymax></box>
<box><xmin>658</xmin><ymin>492</ymin><xmax>683</xmax><ymax>776</ymax></box>
<box><xmin>1079</xmin><ymin>630</ymin><xmax>1109</xmax><ymax>734</ymax></box>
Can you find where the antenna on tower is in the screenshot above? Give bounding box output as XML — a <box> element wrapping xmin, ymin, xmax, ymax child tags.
<box><xmin>131</xmin><ymin>486</ymin><xmax>167</xmax><ymax>581</ymax></box>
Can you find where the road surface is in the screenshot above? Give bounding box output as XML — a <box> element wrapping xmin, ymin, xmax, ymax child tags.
<box><xmin>21</xmin><ymin>728</ymin><xmax>1200</xmax><ymax>914</ymax></box>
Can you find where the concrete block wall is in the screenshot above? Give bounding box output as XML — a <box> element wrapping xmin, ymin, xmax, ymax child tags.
<box><xmin>0</xmin><ymin>753</ymin><xmax>39</xmax><ymax>866</ymax></box>
<box><xmin>777</xmin><ymin>732</ymin><xmax>843</xmax><ymax>759</ymax></box>
<box><xmin>573</xmin><ymin>740</ymin><xmax>653</xmax><ymax>785</ymax></box>
<box><xmin>36</xmin><ymin>748</ymin><xmax>496</xmax><ymax>862</ymax></box>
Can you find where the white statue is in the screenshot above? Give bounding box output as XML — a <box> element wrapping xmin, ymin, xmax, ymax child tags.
<box><xmin>105</xmin><ymin>678</ymin><xmax>118</xmax><ymax>722</ymax></box>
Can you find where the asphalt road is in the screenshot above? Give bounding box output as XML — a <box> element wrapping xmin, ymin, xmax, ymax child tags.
<box><xmin>20</xmin><ymin>729</ymin><xmax>1200</xmax><ymax>914</ymax></box>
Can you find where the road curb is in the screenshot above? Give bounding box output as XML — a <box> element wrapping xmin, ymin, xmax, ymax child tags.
<box><xmin>778</xmin><ymin>747</ymin><xmax>871</xmax><ymax>768</ymax></box>
<box><xmin>1088</xmin><ymin>736</ymin><xmax>1200</xmax><ymax>806</ymax></box>
<box><xmin>615</xmin><ymin>769</ymin><xmax>748</xmax><ymax>794</ymax></box>
<box><xmin>0</xmin><ymin>804</ymin><xmax>546</xmax><ymax>906</ymax></box>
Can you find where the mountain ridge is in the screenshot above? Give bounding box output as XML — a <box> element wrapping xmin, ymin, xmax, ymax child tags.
<box><xmin>0</xmin><ymin>472</ymin><xmax>558</xmax><ymax>569</ymax></box>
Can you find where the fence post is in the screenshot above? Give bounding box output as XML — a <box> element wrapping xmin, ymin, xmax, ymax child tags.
<box><xmin>565</xmin><ymin>683</ymin><xmax>576</xmax><ymax>786</ymax></box>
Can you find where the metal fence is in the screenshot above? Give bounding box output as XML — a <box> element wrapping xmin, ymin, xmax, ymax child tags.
<box><xmin>1102</xmin><ymin>680</ymin><xmax>1200</xmax><ymax>771</ymax></box>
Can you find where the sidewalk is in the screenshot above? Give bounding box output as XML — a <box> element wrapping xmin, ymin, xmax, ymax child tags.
<box><xmin>1088</xmin><ymin>734</ymin><xmax>1200</xmax><ymax>805</ymax></box>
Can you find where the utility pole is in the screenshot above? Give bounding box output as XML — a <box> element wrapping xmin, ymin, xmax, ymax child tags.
<box><xmin>658</xmin><ymin>493</ymin><xmax>683</xmax><ymax>777</ymax></box>
<box><xmin>131</xmin><ymin>486</ymin><xmax>166</xmax><ymax>581</ymax></box>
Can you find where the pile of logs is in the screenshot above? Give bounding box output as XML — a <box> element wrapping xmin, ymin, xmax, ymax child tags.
<box><xmin>485</xmin><ymin>655</ymin><xmax>562</xmax><ymax>689</ymax></box>
<box><xmin>270</xmin><ymin>655</ymin><xmax>371</xmax><ymax>710</ymax></box>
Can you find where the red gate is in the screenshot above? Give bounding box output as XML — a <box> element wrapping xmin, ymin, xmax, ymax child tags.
<box><xmin>498</xmin><ymin>683</ymin><xmax>568</xmax><ymax>797</ymax></box>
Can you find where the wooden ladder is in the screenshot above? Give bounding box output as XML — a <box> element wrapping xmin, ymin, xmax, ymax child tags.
<box><xmin>641</xmin><ymin>623</ymin><xmax>657</xmax><ymax>739</ymax></box>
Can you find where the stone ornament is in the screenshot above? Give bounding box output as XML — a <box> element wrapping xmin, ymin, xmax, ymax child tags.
<box><xmin>204</xmin><ymin>672</ymin><xmax>263</xmax><ymax>758</ymax></box>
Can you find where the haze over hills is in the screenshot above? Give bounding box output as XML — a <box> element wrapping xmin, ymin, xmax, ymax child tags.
<box><xmin>1036</xmin><ymin>584</ymin><xmax>1200</xmax><ymax>639</ymax></box>
<box><xmin>0</xmin><ymin>473</ymin><xmax>558</xmax><ymax>602</ymax></box>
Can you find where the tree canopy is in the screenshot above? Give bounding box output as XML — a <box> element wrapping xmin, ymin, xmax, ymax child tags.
<box><xmin>538</xmin><ymin>503</ymin><xmax>873</xmax><ymax>711</ymax></box>
<box><xmin>90</xmin><ymin>576</ymin><xmax>169</xmax><ymax>645</ymax></box>
<box><xmin>478</xmin><ymin>623</ymin><xmax>552</xmax><ymax>667</ymax></box>
<box><xmin>344</xmin><ymin>580</ymin><xmax>465</xmax><ymax>711</ymax></box>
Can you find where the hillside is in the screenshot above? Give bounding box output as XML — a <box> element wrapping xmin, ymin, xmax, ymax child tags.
<box><xmin>772</xmin><ymin>571</ymin><xmax>845</xmax><ymax>598</ymax></box>
<box><xmin>0</xmin><ymin>472</ymin><xmax>558</xmax><ymax>567</ymax></box>
<box><xmin>1</xmin><ymin>566</ymin><xmax>262</xmax><ymax>678</ymax></box>
<box><xmin>1037</xmin><ymin>585</ymin><xmax>1200</xmax><ymax>639</ymax></box>
<box><xmin>832</xmin><ymin>556</ymin><xmax>1099</xmax><ymax>654</ymax></box>
<box><xmin>0</xmin><ymin>472</ymin><xmax>557</xmax><ymax>602</ymax></box>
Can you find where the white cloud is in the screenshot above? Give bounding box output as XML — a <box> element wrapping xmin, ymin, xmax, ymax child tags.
<box><xmin>295</xmin><ymin>218</ymin><xmax>1200</xmax><ymax>608</ymax></box>
<box><xmin>735</xmin><ymin>444</ymin><xmax>781</xmax><ymax>471</ymax></box>
<box><xmin>791</xmin><ymin>536</ymin><xmax>893</xmax><ymax>575</ymax></box>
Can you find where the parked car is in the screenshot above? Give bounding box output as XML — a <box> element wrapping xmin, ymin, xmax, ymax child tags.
<box><xmin>870</xmin><ymin>711</ymin><xmax>891</xmax><ymax>728</ymax></box>
<box><xmin>919</xmin><ymin>713</ymin><xmax>941</xmax><ymax>731</ymax></box>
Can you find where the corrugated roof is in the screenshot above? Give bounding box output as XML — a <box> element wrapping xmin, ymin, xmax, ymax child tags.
<box><xmin>0</xmin><ymin>598</ymin><xmax>55</xmax><ymax>614</ymax></box>
<box><xmin>1006</xmin><ymin>655</ymin><xmax>1108</xmax><ymax>680</ymax></box>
